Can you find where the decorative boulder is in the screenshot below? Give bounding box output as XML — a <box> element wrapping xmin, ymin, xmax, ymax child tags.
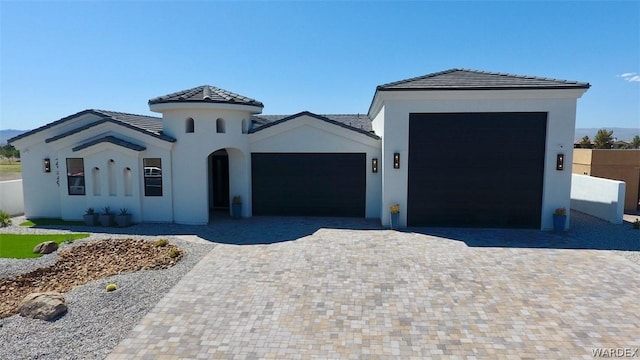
<box><xmin>33</xmin><ymin>241</ymin><xmax>58</xmax><ymax>254</ymax></box>
<box><xmin>18</xmin><ymin>292</ymin><xmax>68</xmax><ymax>321</ymax></box>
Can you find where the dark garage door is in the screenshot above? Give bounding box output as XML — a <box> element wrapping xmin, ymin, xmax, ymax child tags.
<box><xmin>407</xmin><ymin>112</ymin><xmax>547</xmax><ymax>228</ymax></box>
<box><xmin>252</xmin><ymin>153</ymin><xmax>366</xmax><ymax>217</ymax></box>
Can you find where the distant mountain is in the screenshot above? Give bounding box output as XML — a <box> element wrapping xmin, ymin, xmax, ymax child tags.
<box><xmin>0</xmin><ymin>129</ymin><xmax>27</xmax><ymax>145</ymax></box>
<box><xmin>574</xmin><ymin>128</ymin><xmax>639</xmax><ymax>142</ymax></box>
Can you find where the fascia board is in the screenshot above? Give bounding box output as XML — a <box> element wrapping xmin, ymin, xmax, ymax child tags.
<box><xmin>47</xmin><ymin>122</ymin><xmax>173</xmax><ymax>152</ymax></box>
<box><xmin>10</xmin><ymin>112</ymin><xmax>104</xmax><ymax>150</ymax></box>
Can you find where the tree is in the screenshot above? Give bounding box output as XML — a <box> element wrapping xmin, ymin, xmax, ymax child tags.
<box><xmin>579</xmin><ymin>135</ymin><xmax>592</xmax><ymax>149</ymax></box>
<box><xmin>631</xmin><ymin>135</ymin><xmax>640</xmax><ymax>149</ymax></box>
<box><xmin>593</xmin><ymin>129</ymin><xmax>614</xmax><ymax>149</ymax></box>
<box><xmin>0</xmin><ymin>144</ymin><xmax>19</xmax><ymax>163</ymax></box>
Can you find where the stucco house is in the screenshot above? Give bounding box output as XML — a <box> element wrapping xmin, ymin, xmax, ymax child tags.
<box><xmin>9</xmin><ymin>69</ymin><xmax>590</xmax><ymax>230</ymax></box>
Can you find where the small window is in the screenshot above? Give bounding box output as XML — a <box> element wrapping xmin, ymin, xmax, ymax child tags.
<box><xmin>241</xmin><ymin>119</ymin><xmax>247</xmax><ymax>134</ymax></box>
<box><xmin>216</xmin><ymin>118</ymin><xmax>225</xmax><ymax>133</ymax></box>
<box><xmin>143</xmin><ymin>158</ymin><xmax>162</xmax><ymax>196</ymax></box>
<box><xmin>185</xmin><ymin>118</ymin><xmax>194</xmax><ymax>133</ymax></box>
<box><xmin>66</xmin><ymin>158</ymin><xmax>85</xmax><ymax>195</ymax></box>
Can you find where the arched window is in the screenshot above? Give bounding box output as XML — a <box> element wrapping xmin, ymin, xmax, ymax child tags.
<box><xmin>216</xmin><ymin>118</ymin><xmax>225</xmax><ymax>133</ymax></box>
<box><xmin>108</xmin><ymin>159</ymin><xmax>116</xmax><ymax>196</ymax></box>
<box><xmin>185</xmin><ymin>118</ymin><xmax>194</xmax><ymax>133</ymax></box>
<box><xmin>92</xmin><ymin>167</ymin><xmax>101</xmax><ymax>196</ymax></box>
<box><xmin>123</xmin><ymin>167</ymin><xmax>132</xmax><ymax>196</ymax></box>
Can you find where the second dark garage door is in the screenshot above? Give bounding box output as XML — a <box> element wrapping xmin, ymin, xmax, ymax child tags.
<box><xmin>252</xmin><ymin>153</ymin><xmax>366</xmax><ymax>217</ymax></box>
<box><xmin>407</xmin><ymin>112</ymin><xmax>547</xmax><ymax>228</ymax></box>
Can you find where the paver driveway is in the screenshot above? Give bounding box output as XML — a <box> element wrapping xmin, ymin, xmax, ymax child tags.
<box><xmin>108</xmin><ymin>214</ymin><xmax>640</xmax><ymax>359</ymax></box>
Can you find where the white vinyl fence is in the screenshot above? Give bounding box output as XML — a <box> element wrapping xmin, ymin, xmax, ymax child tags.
<box><xmin>570</xmin><ymin>174</ymin><xmax>625</xmax><ymax>224</ymax></box>
<box><xmin>0</xmin><ymin>179</ymin><xmax>24</xmax><ymax>216</ymax></box>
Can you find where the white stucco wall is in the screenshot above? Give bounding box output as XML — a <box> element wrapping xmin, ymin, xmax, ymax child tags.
<box><xmin>11</xmin><ymin>118</ymin><xmax>174</xmax><ymax>223</ymax></box>
<box><xmin>0</xmin><ymin>180</ymin><xmax>24</xmax><ymax>216</ymax></box>
<box><xmin>370</xmin><ymin>89</ymin><xmax>588</xmax><ymax>229</ymax></box>
<box><xmin>250</xmin><ymin>115</ymin><xmax>382</xmax><ymax>219</ymax></box>
<box><xmin>571</xmin><ymin>174</ymin><xmax>625</xmax><ymax>224</ymax></box>
<box><xmin>158</xmin><ymin>108</ymin><xmax>254</xmax><ymax>225</ymax></box>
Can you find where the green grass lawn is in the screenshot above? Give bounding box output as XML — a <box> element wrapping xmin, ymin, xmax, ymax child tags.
<box><xmin>0</xmin><ymin>162</ymin><xmax>21</xmax><ymax>173</ymax></box>
<box><xmin>0</xmin><ymin>233</ymin><xmax>90</xmax><ymax>259</ymax></box>
<box><xmin>20</xmin><ymin>218</ymin><xmax>85</xmax><ymax>227</ymax></box>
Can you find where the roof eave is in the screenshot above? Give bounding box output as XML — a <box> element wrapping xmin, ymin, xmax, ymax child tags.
<box><xmin>377</xmin><ymin>85</ymin><xmax>591</xmax><ymax>91</ymax></box>
<box><xmin>149</xmin><ymin>101</ymin><xmax>264</xmax><ymax>114</ymax></box>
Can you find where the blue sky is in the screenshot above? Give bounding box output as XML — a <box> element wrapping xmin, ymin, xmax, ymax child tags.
<box><xmin>1</xmin><ymin>1</ymin><xmax>638</xmax><ymax>131</ymax></box>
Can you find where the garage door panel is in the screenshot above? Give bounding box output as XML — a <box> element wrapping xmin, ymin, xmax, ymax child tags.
<box><xmin>408</xmin><ymin>112</ymin><xmax>546</xmax><ymax>228</ymax></box>
<box><xmin>252</xmin><ymin>153</ymin><xmax>366</xmax><ymax>217</ymax></box>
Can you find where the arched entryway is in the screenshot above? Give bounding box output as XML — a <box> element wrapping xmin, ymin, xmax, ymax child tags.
<box><xmin>208</xmin><ymin>149</ymin><xmax>230</xmax><ymax>217</ymax></box>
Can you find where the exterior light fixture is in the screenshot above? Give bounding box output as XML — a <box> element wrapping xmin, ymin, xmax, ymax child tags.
<box><xmin>372</xmin><ymin>158</ymin><xmax>378</xmax><ymax>173</ymax></box>
<box><xmin>556</xmin><ymin>154</ymin><xmax>564</xmax><ymax>170</ymax></box>
<box><xmin>393</xmin><ymin>153</ymin><xmax>400</xmax><ymax>169</ymax></box>
<box><xmin>44</xmin><ymin>158</ymin><xmax>51</xmax><ymax>173</ymax></box>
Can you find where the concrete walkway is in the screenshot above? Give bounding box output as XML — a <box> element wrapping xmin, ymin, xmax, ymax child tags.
<box><xmin>107</xmin><ymin>213</ymin><xmax>640</xmax><ymax>359</ymax></box>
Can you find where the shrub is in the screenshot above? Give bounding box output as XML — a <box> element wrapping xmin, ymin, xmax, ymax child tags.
<box><xmin>633</xmin><ymin>219</ymin><xmax>640</xmax><ymax>230</ymax></box>
<box><xmin>390</xmin><ymin>204</ymin><xmax>400</xmax><ymax>214</ymax></box>
<box><xmin>232</xmin><ymin>196</ymin><xmax>241</xmax><ymax>204</ymax></box>
<box><xmin>168</xmin><ymin>248</ymin><xmax>181</xmax><ymax>258</ymax></box>
<box><xmin>0</xmin><ymin>211</ymin><xmax>12</xmax><ymax>228</ymax></box>
<box><xmin>105</xmin><ymin>283</ymin><xmax>117</xmax><ymax>292</ymax></box>
<box><xmin>154</xmin><ymin>238</ymin><xmax>169</xmax><ymax>247</ymax></box>
<box><xmin>554</xmin><ymin>208</ymin><xmax>566</xmax><ymax>216</ymax></box>
<box><xmin>85</xmin><ymin>208</ymin><xmax>95</xmax><ymax>215</ymax></box>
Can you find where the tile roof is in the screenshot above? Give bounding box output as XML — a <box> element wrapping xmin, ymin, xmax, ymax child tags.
<box><xmin>378</xmin><ymin>68</ymin><xmax>591</xmax><ymax>90</ymax></box>
<box><xmin>250</xmin><ymin>111</ymin><xmax>379</xmax><ymax>139</ymax></box>
<box><xmin>148</xmin><ymin>85</ymin><xmax>264</xmax><ymax>108</ymax></box>
<box><xmin>9</xmin><ymin>109</ymin><xmax>175</xmax><ymax>144</ymax></box>
<box><xmin>72</xmin><ymin>135</ymin><xmax>147</xmax><ymax>152</ymax></box>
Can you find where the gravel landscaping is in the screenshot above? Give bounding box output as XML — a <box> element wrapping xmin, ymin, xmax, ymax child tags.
<box><xmin>0</xmin><ymin>225</ymin><xmax>214</xmax><ymax>360</ymax></box>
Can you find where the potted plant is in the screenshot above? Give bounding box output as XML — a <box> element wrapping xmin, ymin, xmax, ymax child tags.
<box><xmin>99</xmin><ymin>206</ymin><xmax>114</xmax><ymax>227</ymax></box>
<box><xmin>389</xmin><ymin>204</ymin><xmax>400</xmax><ymax>229</ymax></box>
<box><xmin>83</xmin><ymin>208</ymin><xmax>99</xmax><ymax>226</ymax></box>
<box><xmin>231</xmin><ymin>196</ymin><xmax>242</xmax><ymax>219</ymax></box>
<box><xmin>553</xmin><ymin>207</ymin><xmax>567</xmax><ymax>231</ymax></box>
<box><xmin>115</xmin><ymin>208</ymin><xmax>132</xmax><ymax>227</ymax></box>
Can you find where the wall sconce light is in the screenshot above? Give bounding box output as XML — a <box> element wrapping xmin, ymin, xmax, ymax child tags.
<box><xmin>393</xmin><ymin>153</ymin><xmax>400</xmax><ymax>169</ymax></box>
<box><xmin>372</xmin><ymin>158</ymin><xmax>378</xmax><ymax>173</ymax></box>
<box><xmin>556</xmin><ymin>154</ymin><xmax>564</xmax><ymax>170</ymax></box>
<box><xmin>43</xmin><ymin>158</ymin><xmax>51</xmax><ymax>173</ymax></box>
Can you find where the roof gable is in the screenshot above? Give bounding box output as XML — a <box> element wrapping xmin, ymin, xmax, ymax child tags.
<box><xmin>148</xmin><ymin>85</ymin><xmax>264</xmax><ymax>108</ymax></box>
<box><xmin>249</xmin><ymin>111</ymin><xmax>379</xmax><ymax>139</ymax></box>
<box><xmin>8</xmin><ymin>109</ymin><xmax>173</xmax><ymax>144</ymax></box>
<box><xmin>72</xmin><ymin>135</ymin><xmax>147</xmax><ymax>152</ymax></box>
<box><xmin>378</xmin><ymin>68</ymin><xmax>591</xmax><ymax>91</ymax></box>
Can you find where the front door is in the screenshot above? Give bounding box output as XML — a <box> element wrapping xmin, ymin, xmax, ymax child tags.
<box><xmin>209</xmin><ymin>150</ymin><xmax>230</xmax><ymax>210</ymax></box>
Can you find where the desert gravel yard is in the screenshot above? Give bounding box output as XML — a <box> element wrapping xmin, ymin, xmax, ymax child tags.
<box><xmin>1</xmin><ymin>211</ymin><xmax>639</xmax><ymax>359</ymax></box>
